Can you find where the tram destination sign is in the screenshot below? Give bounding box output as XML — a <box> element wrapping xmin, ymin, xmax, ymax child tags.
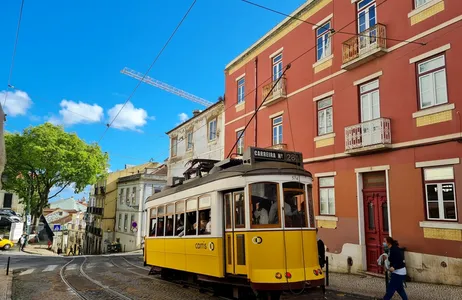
<box><xmin>248</xmin><ymin>147</ymin><xmax>303</xmax><ymax>166</ymax></box>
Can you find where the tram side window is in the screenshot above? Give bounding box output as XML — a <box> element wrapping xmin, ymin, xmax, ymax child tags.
<box><xmin>165</xmin><ymin>204</ymin><xmax>174</xmax><ymax>236</ymax></box>
<box><xmin>157</xmin><ymin>206</ymin><xmax>165</xmax><ymax>237</ymax></box>
<box><xmin>199</xmin><ymin>195</ymin><xmax>211</xmax><ymax>235</ymax></box>
<box><xmin>185</xmin><ymin>199</ymin><xmax>198</xmax><ymax>236</ymax></box>
<box><xmin>307</xmin><ymin>185</ymin><xmax>315</xmax><ymax>228</ymax></box>
<box><xmin>282</xmin><ymin>182</ymin><xmax>307</xmax><ymax>228</ymax></box>
<box><xmin>175</xmin><ymin>201</ymin><xmax>185</xmax><ymax>237</ymax></box>
<box><xmin>224</xmin><ymin>193</ymin><xmax>232</xmax><ymax>229</ymax></box>
<box><xmin>250</xmin><ymin>182</ymin><xmax>279</xmax><ymax>227</ymax></box>
<box><xmin>149</xmin><ymin>208</ymin><xmax>157</xmax><ymax>237</ymax></box>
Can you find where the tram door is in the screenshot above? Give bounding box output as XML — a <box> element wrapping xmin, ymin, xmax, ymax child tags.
<box><xmin>224</xmin><ymin>190</ymin><xmax>247</xmax><ymax>275</ymax></box>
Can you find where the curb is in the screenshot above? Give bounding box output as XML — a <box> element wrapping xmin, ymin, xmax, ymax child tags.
<box><xmin>1</xmin><ymin>272</ymin><xmax>13</xmax><ymax>300</ymax></box>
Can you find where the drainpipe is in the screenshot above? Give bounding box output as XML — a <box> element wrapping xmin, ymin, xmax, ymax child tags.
<box><xmin>254</xmin><ymin>56</ymin><xmax>258</xmax><ymax>147</ymax></box>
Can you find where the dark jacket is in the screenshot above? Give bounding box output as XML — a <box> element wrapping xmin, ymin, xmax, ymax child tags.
<box><xmin>317</xmin><ymin>239</ymin><xmax>325</xmax><ymax>267</ymax></box>
<box><xmin>388</xmin><ymin>245</ymin><xmax>405</xmax><ymax>270</ymax></box>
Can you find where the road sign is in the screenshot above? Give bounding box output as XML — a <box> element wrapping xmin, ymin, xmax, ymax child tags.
<box><xmin>26</xmin><ymin>214</ymin><xmax>31</xmax><ymax>226</ymax></box>
<box><xmin>53</xmin><ymin>224</ymin><xmax>61</xmax><ymax>231</ymax></box>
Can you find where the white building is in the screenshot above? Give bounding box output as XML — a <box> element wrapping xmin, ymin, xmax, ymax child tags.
<box><xmin>115</xmin><ymin>165</ymin><xmax>167</xmax><ymax>252</ymax></box>
<box><xmin>166</xmin><ymin>100</ymin><xmax>225</xmax><ymax>180</ymax></box>
<box><xmin>0</xmin><ymin>190</ymin><xmax>24</xmax><ymax>215</ymax></box>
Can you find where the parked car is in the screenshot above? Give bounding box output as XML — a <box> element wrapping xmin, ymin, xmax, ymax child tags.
<box><xmin>0</xmin><ymin>210</ymin><xmax>21</xmax><ymax>223</ymax></box>
<box><xmin>0</xmin><ymin>237</ymin><xmax>14</xmax><ymax>250</ymax></box>
<box><xmin>0</xmin><ymin>216</ymin><xmax>13</xmax><ymax>230</ymax></box>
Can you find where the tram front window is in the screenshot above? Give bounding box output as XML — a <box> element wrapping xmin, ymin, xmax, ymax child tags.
<box><xmin>250</xmin><ymin>182</ymin><xmax>279</xmax><ymax>227</ymax></box>
<box><xmin>283</xmin><ymin>182</ymin><xmax>307</xmax><ymax>228</ymax></box>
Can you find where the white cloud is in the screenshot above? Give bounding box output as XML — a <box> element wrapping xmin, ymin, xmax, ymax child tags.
<box><xmin>178</xmin><ymin>112</ymin><xmax>188</xmax><ymax>122</ymax></box>
<box><xmin>107</xmin><ymin>101</ymin><xmax>151</xmax><ymax>132</ymax></box>
<box><xmin>1</xmin><ymin>90</ymin><xmax>33</xmax><ymax>117</ymax></box>
<box><xmin>50</xmin><ymin>99</ymin><xmax>103</xmax><ymax>125</ymax></box>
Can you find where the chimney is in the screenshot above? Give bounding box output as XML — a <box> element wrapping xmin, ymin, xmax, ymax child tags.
<box><xmin>192</xmin><ymin>109</ymin><xmax>200</xmax><ymax>117</ymax></box>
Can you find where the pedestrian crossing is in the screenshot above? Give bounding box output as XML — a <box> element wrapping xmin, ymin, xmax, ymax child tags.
<box><xmin>17</xmin><ymin>262</ymin><xmax>114</xmax><ymax>276</ymax></box>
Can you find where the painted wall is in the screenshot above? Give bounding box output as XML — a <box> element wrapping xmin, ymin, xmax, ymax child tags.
<box><xmin>167</xmin><ymin>102</ymin><xmax>225</xmax><ymax>179</ymax></box>
<box><xmin>223</xmin><ymin>0</ymin><xmax>462</xmax><ymax>285</ymax></box>
<box><xmin>0</xmin><ymin>190</ymin><xmax>24</xmax><ymax>214</ymax></box>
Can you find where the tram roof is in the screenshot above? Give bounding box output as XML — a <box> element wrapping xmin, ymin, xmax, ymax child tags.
<box><xmin>146</xmin><ymin>161</ymin><xmax>312</xmax><ymax>203</ymax></box>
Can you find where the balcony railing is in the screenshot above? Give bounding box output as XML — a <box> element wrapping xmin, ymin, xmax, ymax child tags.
<box><xmin>262</xmin><ymin>76</ymin><xmax>287</xmax><ymax>106</ymax></box>
<box><xmin>345</xmin><ymin>118</ymin><xmax>391</xmax><ymax>154</ymax></box>
<box><xmin>342</xmin><ymin>24</ymin><xmax>387</xmax><ymax>69</ymax></box>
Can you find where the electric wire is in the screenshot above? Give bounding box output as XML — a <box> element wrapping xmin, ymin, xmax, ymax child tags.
<box><xmin>241</xmin><ymin>0</ymin><xmax>425</xmax><ymax>46</ymax></box>
<box><xmin>97</xmin><ymin>0</ymin><xmax>197</xmax><ymax>144</ymax></box>
<box><xmin>2</xmin><ymin>0</ymin><xmax>26</xmax><ymax>109</ymax></box>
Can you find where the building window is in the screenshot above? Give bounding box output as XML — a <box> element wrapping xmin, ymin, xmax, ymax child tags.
<box><xmin>272</xmin><ymin>53</ymin><xmax>283</xmax><ymax>81</ymax></box>
<box><xmin>124</xmin><ymin>213</ymin><xmax>128</xmax><ymax>231</ymax></box>
<box><xmin>237</xmin><ymin>77</ymin><xmax>245</xmax><ymax>104</ymax></box>
<box><xmin>415</xmin><ymin>0</ymin><xmax>430</xmax><ymax>8</ymax></box>
<box><xmin>360</xmin><ymin>80</ymin><xmax>380</xmax><ymax>122</ymax></box>
<box><xmin>120</xmin><ymin>188</ymin><xmax>124</xmax><ymax>204</ymax></box>
<box><xmin>3</xmin><ymin>193</ymin><xmax>13</xmax><ymax>208</ymax></box>
<box><xmin>130</xmin><ymin>214</ymin><xmax>135</xmax><ymax>231</ymax></box>
<box><xmin>417</xmin><ymin>55</ymin><xmax>448</xmax><ymax>110</ymax></box>
<box><xmin>317</xmin><ymin>97</ymin><xmax>333</xmax><ymax>135</ymax></box>
<box><xmin>186</xmin><ymin>131</ymin><xmax>193</xmax><ymax>150</ymax></box>
<box><xmin>319</xmin><ymin>177</ymin><xmax>335</xmax><ymax>215</ymax></box>
<box><xmin>118</xmin><ymin>214</ymin><xmax>122</xmax><ymax>230</ymax></box>
<box><xmin>236</xmin><ymin>130</ymin><xmax>244</xmax><ymax>155</ymax></box>
<box><xmin>424</xmin><ymin>166</ymin><xmax>457</xmax><ymax>221</ymax></box>
<box><xmin>171</xmin><ymin>137</ymin><xmax>178</xmax><ymax>157</ymax></box>
<box><xmin>131</xmin><ymin>187</ymin><xmax>136</xmax><ymax>205</ymax></box>
<box><xmin>272</xmin><ymin>116</ymin><xmax>283</xmax><ymax>145</ymax></box>
<box><xmin>316</xmin><ymin>21</ymin><xmax>331</xmax><ymax>61</ymax></box>
<box><xmin>208</xmin><ymin>118</ymin><xmax>217</xmax><ymax>141</ymax></box>
<box><xmin>357</xmin><ymin>0</ymin><xmax>377</xmax><ymax>50</ymax></box>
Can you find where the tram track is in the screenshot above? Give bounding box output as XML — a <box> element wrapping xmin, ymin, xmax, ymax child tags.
<box><xmin>60</xmin><ymin>256</ymin><xmax>133</xmax><ymax>300</ymax></box>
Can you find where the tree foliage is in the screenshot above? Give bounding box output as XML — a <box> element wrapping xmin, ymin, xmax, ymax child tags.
<box><xmin>3</xmin><ymin>123</ymin><xmax>108</xmax><ymax>219</ymax></box>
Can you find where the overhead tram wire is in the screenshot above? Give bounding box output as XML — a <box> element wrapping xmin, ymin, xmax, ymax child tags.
<box><xmin>241</xmin><ymin>0</ymin><xmax>426</xmax><ymax>46</ymax></box>
<box><xmin>227</xmin><ymin>64</ymin><xmax>290</xmax><ymax>158</ymax></box>
<box><xmin>2</xmin><ymin>0</ymin><xmax>26</xmax><ymax>110</ymax></box>
<box><xmin>124</xmin><ymin>0</ymin><xmax>404</xmax><ymax>165</ymax></box>
<box><xmin>111</xmin><ymin>0</ymin><xmax>433</xmax><ymax>167</ymax></box>
<box><xmin>97</xmin><ymin>0</ymin><xmax>197</xmax><ymax>144</ymax></box>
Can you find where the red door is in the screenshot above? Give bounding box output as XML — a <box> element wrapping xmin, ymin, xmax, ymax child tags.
<box><xmin>363</xmin><ymin>190</ymin><xmax>389</xmax><ymax>273</ymax></box>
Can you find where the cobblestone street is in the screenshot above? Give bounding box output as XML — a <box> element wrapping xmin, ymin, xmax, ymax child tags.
<box><xmin>2</xmin><ymin>254</ymin><xmax>376</xmax><ymax>300</ymax></box>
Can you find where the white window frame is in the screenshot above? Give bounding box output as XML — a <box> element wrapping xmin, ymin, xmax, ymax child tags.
<box><xmin>186</xmin><ymin>131</ymin><xmax>193</xmax><ymax>151</ymax></box>
<box><xmin>319</xmin><ymin>176</ymin><xmax>335</xmax><ymax>216</ymax></box>
<box><xmin>272</xmin><ymin>116</ymin><xmax>283</xmax><ymax>145</ymax></box>
<box><xmin>316</xmin><ymin>21</ymin><xmax>332</xmax><ymax>61</ymax></box>
<box><xmin>208</xmin><ymin>118</ymin><xmax>217</xmax><ymax>141</ymax></box>
<box><xmin>171</xmin><ymin>137</ymin><xmax>178</xmax><ymax>157</ymax></box>
<box><xmin>237</xmin><ymin>77</ymin><xmax>245</xmax><ymax>104</ymax></box>
<box><xmin>415</xmin><ymin>0</ymin><xmax>431</xmax><ymax>8</ymax></box>
<box><xmin>272</xmin><ymin>53</ymin><xmax>283</xmax><ymax>81</ymax></box>
<box><xmin>360</xmin><ymin>80</ymin><xmax>380</xmax><ymax>122</ymax></box>
<box><xmin>424</xmin><ymin>166</ymin><xmax>457</xmax><ymax>221</ymax></box>
<box><xmin>317</xmin><ymin>97</ymin><xmax>333</xmax><ymax>136</ymax></box>
<box><xmin>236</xmin><ymin>130</ymin><xmax>244</xmax><ymax>155</ymax></box>
<box><xmin>417</xmin><ymin>54</ymin><xmax>448</xmax><ymax>110</ymax></box>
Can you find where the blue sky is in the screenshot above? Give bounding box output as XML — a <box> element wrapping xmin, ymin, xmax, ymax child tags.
<box><xmin>1</xmin><ymin>0</ymin><xmax>306</xmax><ymax>201</ymax></box>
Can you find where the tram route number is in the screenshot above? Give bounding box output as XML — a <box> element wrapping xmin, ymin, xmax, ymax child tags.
<box><xmin>292</xmin><ymin>175</ymin><xmax>300</xmax><ymax>181</ymax></box>
<box><xmin>195</xmin><ymin>242</ymin><xmax>215</xmax><ymax>251</ymax></box>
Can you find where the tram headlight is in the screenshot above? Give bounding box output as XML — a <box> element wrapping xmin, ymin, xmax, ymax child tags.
<box><xmin>313</xmin><ymin>270</ymin><xmax>319</xmax><ymax>276</ymax></box>
<box><xmin>285</xmin><ymin>272</ymin><xmax>292</xmax><ymax>279</ymax></box>
<box><xmin>275</xmin><ymin>272</ymin><xmax>282</xmax><ymax>279</ymax></box>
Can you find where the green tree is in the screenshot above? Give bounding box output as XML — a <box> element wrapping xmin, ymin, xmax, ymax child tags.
<box><xmin>3</xmin><ymin>123</ymin><xmax>108</xmax><ymax>222</ymax></box>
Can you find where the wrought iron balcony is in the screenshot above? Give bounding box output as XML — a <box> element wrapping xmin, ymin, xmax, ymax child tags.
<box><xmin>345</xmin><ymin>118</ymin><xmax>391</xmax><ymax>154</ymax></box>
<box><xmin>262</xmin><ymin>77</ymin><xmax>287</xmax><ymax>106</ymax></box>
<box><xmin>342</xmin><ymin>24</ymin><xmax>387</xmax><ymax>70</ymax></box>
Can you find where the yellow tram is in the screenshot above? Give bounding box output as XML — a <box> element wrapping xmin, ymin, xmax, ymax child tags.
<box><xmin>144</xmin><ymin>147</ymin><xmax>325</xmax><ymax>299</ymax></box>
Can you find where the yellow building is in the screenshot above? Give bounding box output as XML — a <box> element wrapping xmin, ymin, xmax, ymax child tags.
<box><xmin>84</xmin><ymin>162</ymin><xmax>159</xmax><ymax>254</ymax></box>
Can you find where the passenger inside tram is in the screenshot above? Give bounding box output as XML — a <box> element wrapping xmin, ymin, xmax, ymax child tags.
<box><xmin>198</xmin><ymin>211</ymin><xmax>211</xmax><ymax>235</ymax></box>
<box><xmin>165</xmin><ymin>216</ymin><xmax>174</xmax><ymax>236</ymax></box>
<box><xmin>185</xmin><ymin>211</ymin><xmax>197</xmax><ymax>235</ymax></box>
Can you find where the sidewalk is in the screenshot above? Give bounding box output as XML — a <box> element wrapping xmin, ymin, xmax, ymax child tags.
<box><xmin>22</xmin><ymin>245</ymin><xmax>60</xmax><ymax>256</ymax></box>
<box><xmin>327</xmin><ymin>272</ymin><xmax>462</xmax><ymax>300</ymax></box>
<box><xmin>0</xmin><ymin>271</ymin><xmax>12</xmax><ymax>300</ymax></box>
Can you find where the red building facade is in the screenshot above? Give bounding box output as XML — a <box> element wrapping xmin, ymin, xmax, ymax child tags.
<box><xmin>224</xmin><ymin>0</ymin><xmax>462</xmax><ymax>285</ymax></box>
